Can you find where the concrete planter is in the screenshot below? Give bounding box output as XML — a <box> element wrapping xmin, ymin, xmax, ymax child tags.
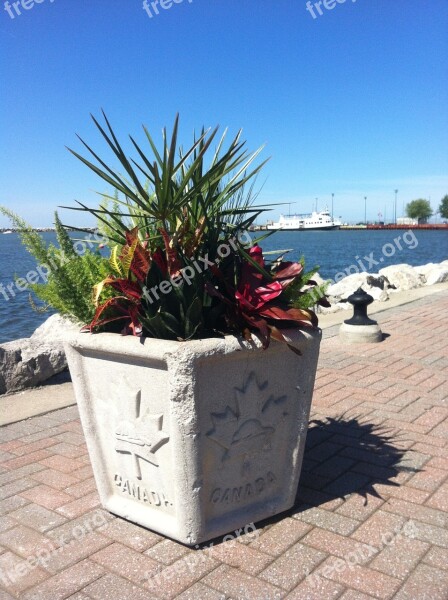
<box><xmin>64</xmin><ymin>327</ymin><xmax>321</xmax><ymax>545</ymax></box>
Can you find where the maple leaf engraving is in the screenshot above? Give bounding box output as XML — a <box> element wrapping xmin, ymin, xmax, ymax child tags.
<box><xmin>115</xmin><ymin>390</ymin><xmax>169</xmax><ymax>480</ymax></box>
<box><xmin>207</xmin><ymin>372</ymin><xmax>287</xmax><ymax>468</ymax></box>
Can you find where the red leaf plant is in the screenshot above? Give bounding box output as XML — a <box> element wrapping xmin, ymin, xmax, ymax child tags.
<box><xmin>206</xmin><ymin>244</ymin><xmax>321</xmax><ymax>351</ymax></box>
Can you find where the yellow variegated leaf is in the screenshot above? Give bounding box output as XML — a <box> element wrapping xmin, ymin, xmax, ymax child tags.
<box><xmin>109</xmin><ymin>245</ymin><xmax>123</xmax><ymax>275</ymax></box>
<box><xmin>92</xmin><ymin>277</ymin><xmax>115</xmax><ymax>307</ymax></box>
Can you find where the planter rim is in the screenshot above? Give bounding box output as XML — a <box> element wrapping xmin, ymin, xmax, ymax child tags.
<box><xmin>64</xmin><ymin>326</ymin><xmax>322</xmax><ymax>359</ymax></box>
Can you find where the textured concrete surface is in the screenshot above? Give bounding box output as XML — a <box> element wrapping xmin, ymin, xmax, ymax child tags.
<box><xmin>0</xmin><ymin>290</ymin><xmax>447</xmax><ymax>598</ymax></box>
<box><xmin>64</xmin><ymin>327</ymin><xmax>321</xmax><ymax>544</ymax></box>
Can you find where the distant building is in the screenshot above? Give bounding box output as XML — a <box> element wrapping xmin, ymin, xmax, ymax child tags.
<box><xmin>397</xmin><ymin>217</ymin><xmax>418</xmax><ymax>226</ymax></box>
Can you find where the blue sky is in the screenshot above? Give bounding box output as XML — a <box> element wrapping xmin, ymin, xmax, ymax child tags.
<box><xmin>0</xmin><ymin>0</ymin><xmax>447</xmax><ymax>228</ymax></box>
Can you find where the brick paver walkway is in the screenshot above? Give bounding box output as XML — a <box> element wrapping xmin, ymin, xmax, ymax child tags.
<box><xmin>1</xmin><ymin>291</ymin><xmax>447</xmax><ymax>600</ymax></box>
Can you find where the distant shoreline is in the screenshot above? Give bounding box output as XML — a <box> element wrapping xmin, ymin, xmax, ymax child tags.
<box><xmin>252</xmin><ymin>224</ymin><xmax>448</xmax><ymax>231</ymax></box>
<box><xmin>2</xmin><ymin>225</ymin><xmax>447</xmax><ymax>234</ymax></box>
<box><xmin>0</xmin><ymin>228</ymin><xmax>96</xmax><ymax>233</ymax></box>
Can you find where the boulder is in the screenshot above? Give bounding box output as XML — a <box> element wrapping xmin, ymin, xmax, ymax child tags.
<box><xmin>366</xmin><ymin>275</ymin><xmax>391</xmax><ymax>290</ymax></box>
<box><xmin>414</xmin><ymin>263</ymin><xmax>437</xmax><ymax>278</ymax></box>
<box><xmin>0</xmin><ymin>314</ymin><xmax>80</xmax><ymax>395</ymax></box>
<box><xmin>327</xmin><ymin>272</ymin><xmax>390</xmax><ymax>305</ymax></box>
<box><xmin>378</xmin><ymin>264</ymin><xmax>425</xmax><ymax>292</ymax></box>
<box><xmin>425</xmin><ymin>267</ymin><xmax>448</xmax><ymax>286</ymax></box>
<box><xmin>327</xmin><ymin>273</ymin><xmax>370</xmax><ymax>301</ymax></box>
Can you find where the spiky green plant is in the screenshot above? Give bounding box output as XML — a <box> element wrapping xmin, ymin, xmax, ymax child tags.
<box><xmin>0</xmin><ymin>207</ymin><xmax>111</xmax><ymax>324</ymax></box>
<box><xmin>61</xmin><ymin>112</ymin><xmax>271</xmax><ymax>248</ymax></box>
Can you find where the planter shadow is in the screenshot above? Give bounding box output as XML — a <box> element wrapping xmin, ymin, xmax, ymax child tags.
<box><xmin>189</xmin><ymin>415</ymin><xmax>425</xmax><ymax>548</ymax></box>
<box><xmin>294</xmin><ymin>415</ymin><xmax>422</xmax><ymax>509</ymax></box>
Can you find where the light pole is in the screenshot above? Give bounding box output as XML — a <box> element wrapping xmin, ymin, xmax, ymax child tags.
<box><xmin>331</xmin><ymin>193</ymin><xmax>334</xmax><ymax>222</ymax></box>
<box><xmin>394</xmin><ymin>189</ymin><xmax>398</xmax><ymax>224</ymax></box>
<box><xmin>364</xmin><ymin>196</ymin><xmax>367</xmax><ymax>226</ymax></box>
<box><xmin>315</xmin><ymin>197</ymin><xmax>318</xmax><ymax>212</ymax></box>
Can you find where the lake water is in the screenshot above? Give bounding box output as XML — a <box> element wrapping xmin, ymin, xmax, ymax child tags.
<box><xmin>0</xmin><ymin>230</ymin><xmax>447</xmax><ymax>344</ymax></box>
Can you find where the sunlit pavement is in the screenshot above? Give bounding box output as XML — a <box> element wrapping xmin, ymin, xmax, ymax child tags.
<box><xmin>1</xmin><ymin>291</ymin><xmax>447</xmax><ymax>599</ymax></box>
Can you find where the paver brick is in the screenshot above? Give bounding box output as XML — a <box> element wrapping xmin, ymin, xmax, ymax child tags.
<box><xmin>0</xmin><ymin>516</ymin><xmax>16</xmax><ymax>534</ymax></box>
<box><xmin>368</xmin><ymin>534</ymin><xmax>429</xmax><ymax>579</ymax></box>
<box><xmin>351</xmin><ymin>511</ymin><xmax>407</xmax><ymax>548</ymax></box>
<box><xmin>142</xmin><ymin>552</ymin><xmax>219</xmax><ymax>599</ymax></box>
<box><xmin>411</xmin><ymin>521</ymin><xmax>448</xmax><ymax>548</ymax></box>
<box><xmin>0</xmin><ymin>551</ymin><xmax>49</xmax><ymax>596</ymax></box>
<box><xmin>315</xmin><ymin>556</ymin><xmax>401</xmax><ymax>599</ymax></box>
<box><xmin>82</xmin><ymin>572</ymin><xmax>151</xmax><ymax>600</ymax></box>
<box><xmin>9</xmin><ymin>438</ymin><xmax>59</xmax><ymax>457</ymax></box>
<box><xmin>425</xmin><ymin>482</ymin><xmax>448</xmax><ymax>511</ymax></box>
<box><xmin>382</xmin><ymin>497</ymin><xmax>447</xmax><ymax>528</ymax></box>
<box><xmin>335</xmin><ymin>493</ymin><xmax>384</xmax><ymax>521</ymax></box>
<box><xmin>249</xmin><ymin>517</ymin><xmax>311</xmax><ymax>556</ymax></box>
<box><xmin>301</xmin><ymin>529</ymin><xmax>374</xmax><ymax>565</ymax></box>
<box><xmin>20</xmin><ymin>484</ymin><xmax>73</xmax><ymax>510</ymax></box>
<box><xmin>0</xmin><ymin>496</ymin><xmax>29</xmax><ymax>515</ymax></box>
<box><xmin>9</xmin><ymin>503</ymin><xmax>67</xmax><ymax>533</ymax></box>
<box><xmin>99</xmin><ymin>517</ymin><xmax>161</xmax><ymax>552</ymax></box>
<box><xmin>0</xmin><ymin>524</ymin><xmax>60</xmax><ymax>559</ymax></box>
<box><xmin>285</xmin><ymin>574</ymin><xmax>345</xmax><ymax>599</ymax></box>
<box><xmin>56</xmin><ymin>491</ymin><xmax>101</xmax><ymax>519</ymax></box>
<box><xmin>144</xmin><ymin>539</ymin><xmax>191</xmax><ymax>565</ymax></box>
<box><xmin>30</xmin><ymin>468</ymin><xmax>80</xmax><ymax>489</ymax></box>
<box><xmin>175</xmin><ymin>581</ymin><xmax>228</xmax><ymax>599</ymax></box>
<box><xmin>21</xmin><ymin>558</ymin><xmax>104</xmax><ymax>600</ymax></box>
<box><xmin>294</xmin><ymin>507</ymin><xmax>359</xmax><ymax>536</ymax></box>
<box><xmin>406</xmin><ymin>466</ymin><xmax>447</xmax><ymax>492</ymax></box>
<box><xmin>63</xmin><ymin>477</ymin><xmax>97</xmax><ymax>499</ymax></box>
<box><xmin>422</xmin><ymin>546</ymin><xmax>448</xmax><ymax>571</ymax></box>
<box><xmin>338</xmin><ymin>591</ymin><xmax>377</xmax><ymax>600</ymax></box>
<box><xmin>90</xmin><ymin>542</ymin><xmax>161</xmax><ymax>588</ymax></box>
<box><xmin>1</xmin><ymin>450</ymin><xmax>54</xmax><ymax>471</ymax></box>
<box><xmin>0</xmin><ymin>478</ymin><xmax>37</xmax><ymax>501</ymax></box>
<box><xmin>203</xmin><ymin>564</ymin><xmax>286</xmax><ymax>599</ymax></box>
<box><xmin>391</xmin><ymin>563</ymin><xmax>448</xmax><ymax>600</ymax></box>
<box><xmin>43</xmin><ymin>532</ymin><xmax>112</xmax><ymax>574</ymax></box>
<box><xmin>259</xmin><ymin>541</ymin><xmax>326</xmax><ymax>591</ymax></box>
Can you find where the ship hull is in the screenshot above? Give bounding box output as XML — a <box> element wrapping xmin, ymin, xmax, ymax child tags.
<box><xmin>266</xmin><ymin>225</ymin><xmax>341</xmax><ymax>231</ymax></box>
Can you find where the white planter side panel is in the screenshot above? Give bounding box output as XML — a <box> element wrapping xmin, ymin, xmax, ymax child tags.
<box><xmin>65</xmin><ymin>329</ymin><xmax>321</xmax><ymax>544</ymax></box>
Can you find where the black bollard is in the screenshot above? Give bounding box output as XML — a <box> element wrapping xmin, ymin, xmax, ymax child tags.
<box><xmin>344</xmin><ymin>288</ymin><xmax>378</xmax><ymax>326</ymax></box>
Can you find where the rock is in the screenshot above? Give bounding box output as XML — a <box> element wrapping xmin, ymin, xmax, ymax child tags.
<box><xmin>0</xmin><ymin>314</ymin><xmax>80</xmax><ymax>395</ymax></box>
<box><xmin>425</xmin><ymin>268</ymin><xmax>448</xmax><ymax>286</ymax></box>
<box><xmin>367</xmin><ymin>287</ymin><xmax>389</xmax><ymax>302</ymax></box>
<box><xmin>327</xmin><ymin>273</ymin><xmax>390</xmax><ymax>305</ymax></box>
<box><xmin>327</xmin><ymin>273</ymin><xmax>370</xmax><ymax>300</ymax></box>
<box><xmin>378</xmin><ymin>264</ymin><xmax>425</xmax><ymax>292</ymax></box>
<box><xmin>414</xmin><ymin>263</ymin><xmax>437</xmax><ymax>278</ymax></box>
<box><xmin>311</xmin><ymin>272</ymin><xmax>326</xmax><ymax>286</ymax></box>
<box><xmin>366</xmin><ymin>275</ymin><xmax>391</xmax><ymax>290</ymax></box>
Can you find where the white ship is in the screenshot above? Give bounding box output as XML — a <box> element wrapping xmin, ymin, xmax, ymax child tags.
<box><xmin>2</xmin><ymin>230</ymin><xmax>13</xmax><ymax>234</ymax></box>
<box><xmin>266</xmin><ymin>208</ymin><xmax>341</xmax><ymax>231</ymax></box>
